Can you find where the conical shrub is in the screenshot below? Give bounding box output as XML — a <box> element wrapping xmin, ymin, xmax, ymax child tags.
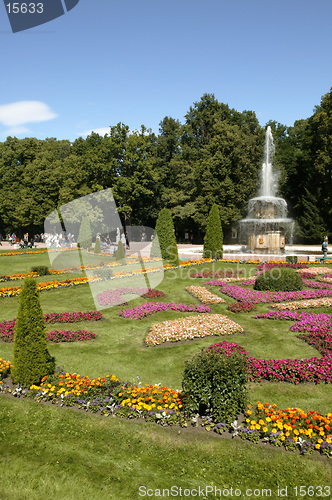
<box><xmin>94</xmin><ymin>237</ymin><xmax>101</xmax><ymax>254</ymax></box>
<box><xmin>150</xmin><ymin>208</ymin><xmax>179</xmax><ymax>265</ymax></box>
<box><xmin>11</xmin><ymin>276</ymin><xmax>56</xmax><ymax>387</ymax></box>
<box><xmin>77</xmin><ymin>217</ymin><xmax>92</xmax><ymax>249</ymax></box>
<box><xmin>203</xmin><ymin>204</ymin><xmax>223</xmax><ymax>260</ymax></box>
<box><xmin>115</xmin><ymin>241</ymin><xmax>126</xmax><ymax>262</ymax></box>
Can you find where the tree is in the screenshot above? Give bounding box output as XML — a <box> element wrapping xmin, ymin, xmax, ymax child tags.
<box><xmin>203</xmin><ymin>204</ymin><xmax>223</xmax><ymax>259</ymax></box>
<box><xmin>296</xmin><ymin>188</ymin><xmax>325</xmax><ymax>242</ymax></box>
<box><xmin>150</xmin><ymin>208</ymin><xmax>179</xmax><ymax>265</ymax></box>
<box><xmin>11</xmin><ymin>276</ymin><xmax>55</xmax><ymax>387</ymax></box>
<box><xmin>77</xmin><ymin>217</ymin><xmax>92</xmax><ymax>249</ymax></box>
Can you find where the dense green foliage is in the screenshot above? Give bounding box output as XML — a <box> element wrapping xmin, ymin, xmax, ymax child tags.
<box><xmin>11</xmin><ymin>276</ymin><xmax>55</xmax><ymax>386</ymax></box>
<box><xmin>115</xmin><ymin>241</ymin><xmax>125</xmax><ymax>261</ymax></box>
<box><xmin>254</xmin><ymin>267</ymin><xmax>303</xmax><ymax>292</ymax></box>
<box><xmin>203</xmin><ymin>203</ymin><xmax>223</xmax><ymax>259</ymax></box>
<box><xmin>1</xmin><ymin>88</ymin><xmax>332</xmax><ymax>242</ymax></box>
<box><xmin>182</xmin><ymin>347</ymin><xmax>248</xmax><ymax>424</ymax></box>
<box><xmin>30</xmin><ymin>265</ymin><xmax>50</xmax><ymax>276</ymax></box>
<box><xmin>77</xmin><ymin>217</ymin><xmax>92</xmax><ymax>249</ymax></box>
<box><xmin>150</xmin><ymin>208</ymin><xmax>179</xmax><ymax>265</ymax></box>
<box><xmin>94</xmin><ymin>237</ymin><xmax>101</xmax><ymax>254</ymax></box>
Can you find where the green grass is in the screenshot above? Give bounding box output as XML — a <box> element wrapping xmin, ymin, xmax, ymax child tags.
<box><xmin>1</xmin><ymin>255</ymin><xmax>332</xmax><ymax>498</ymax></box>
<box><xmin>0</xmin><ymin>397</ymin><xmax>331</xmax><ymax>500</ymax></box>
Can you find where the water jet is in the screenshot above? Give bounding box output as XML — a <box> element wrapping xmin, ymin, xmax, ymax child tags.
<box><xmin>239</xmin><ymin>126</ymin><xmax>294</xmax><ymax>254</ymax></box>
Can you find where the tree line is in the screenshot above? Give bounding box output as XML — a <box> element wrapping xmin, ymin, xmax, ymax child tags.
<box><xmin>0</xmin><ymin>89</ymin><xmax>331</xmax><ymax>243</ymax></box>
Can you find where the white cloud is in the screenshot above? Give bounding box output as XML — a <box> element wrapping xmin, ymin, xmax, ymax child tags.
<box><xmin>0</xmin><ymin>126</ymin><xmax>31</xmax><ymax>137</ymax></box>
<box><xmin>0</xmin><ymin>101</ymin><xmax>57</xmax><ymax>127</ymax></box>
<box><xmin>79</xmin><ymin>127</ymin><xmax>111</xmax><ymax>137</ymax></box>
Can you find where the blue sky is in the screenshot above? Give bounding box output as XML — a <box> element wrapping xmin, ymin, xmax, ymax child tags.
<box><xmin>0</xmin><ymin>0</ymin><xmax>332</xmax><ymax>141</ymax></box>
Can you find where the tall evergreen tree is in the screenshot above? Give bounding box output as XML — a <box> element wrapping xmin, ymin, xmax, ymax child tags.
<box><xmin>77</xmin><ymin>216</ymin><xmax>92</xmax><ymax>249</ymax></box>
<box><xmin>115</xmin><ymin>240</ymin><xmax>126</xmax><ymax>262</ymax></box>
<box><xmin>94</xmin><ymin>236</ymin><xmax>101</xmax><ymax>254</ymax></box>
<box><xmin>150</xmin><ymin>208</ymin><xmax>179</xmax><ymax>265</ymax></box>
<box><xmin>203</xmin><ymin>204</ymin><xmax>223</xmax><ymax>259</ymax></box>
<box><xmin>11</xmin><ymin>276</ymin><xmax>55</xmax><ymax>387</ymax></box>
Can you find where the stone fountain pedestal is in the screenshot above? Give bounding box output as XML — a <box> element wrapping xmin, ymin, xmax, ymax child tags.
<box><xmin>239</xmin><ymin>196</ymin><xmax>293</xmax><ymax>255</ymax></box>
<box><xmin>247</xmin><ymin>230</ymin><xmax>285</xmax><ymax>254</ymax></box>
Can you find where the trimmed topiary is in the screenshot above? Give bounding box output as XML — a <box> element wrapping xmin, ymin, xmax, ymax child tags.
<box><xmin>30</xmin><ymin>265</ymin><xmax>50</xmax><ymax>276</ymax></box>
<box><xmin>11</xmin><ymin>276</ymin><xmax>56</xmax><ymax>387</ymax></box>
<box><xmin>94</xmin><ymin>237</ymin><xmax>101</xmax><ymax>254</ymax></box>
<box><xmin>77</xmin><ymin>217</ymin><xmax>92</xmax><ymax>249</ymax></box>
<box><xmin>181</xmin><ymin>346</ymin><xmax>248</xmax><ymax>424</ymax></box>
<box><xmin>150</xmin><ymin>208</ymin><xmax>179</xmax><ymax>265</ymax></box>
<box><xmin>203</xmin><ymin>204</ymin><xmax>223</xmax><ymax>260</ymax></box>
<box><xmin>115</xmin><ymin>241</ymin><xmax>126</xmax><ymax>262</ymax></box>
<box><xmin>254</xmin><ymin>267</ymin><xmax>303</xmax><ymax>292</ymax></box>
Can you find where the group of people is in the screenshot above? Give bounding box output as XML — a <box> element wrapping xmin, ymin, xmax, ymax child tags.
<box><xmin>43</xmin><ymin>232</ymin><xmax>75</xmax><ymax>248</ymax></box>
<box><xmin>96</xmin><ymin>231</ymin><xmax>130</xmax><ymax>255</ymax></box>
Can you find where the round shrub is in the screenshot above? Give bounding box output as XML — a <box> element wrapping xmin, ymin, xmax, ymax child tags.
<box><xmin>181</xmin><ymin>347</ymin><xmax>248</xmax><ymax>424</ymax></box>
<box><xmin>254</xmin><ymin>267</ymin><xmax>303</xmax><ymax>292</ymax></box>
<box><xmin>30</xmin><ymin>266</ymin><xmax>50</xmax><ymax>276</ymax></box>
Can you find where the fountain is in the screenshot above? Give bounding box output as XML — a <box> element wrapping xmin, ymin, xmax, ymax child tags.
<box><xmin>239</xmin><ymin>126</ymin><xmax>294</xmax><ymax>254</ymax></box>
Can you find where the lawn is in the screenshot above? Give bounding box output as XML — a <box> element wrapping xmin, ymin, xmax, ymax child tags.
<box><xmin>0</xmin><ymin>249</ymin><xmax>331</xmax><ymax>499</ymax></box>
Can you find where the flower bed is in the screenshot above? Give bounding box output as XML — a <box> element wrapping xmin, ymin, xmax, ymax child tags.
<box><xmin>226</xmin><ymin>302</ymin><xmax>257</xmax><ymax>313</ymax></box>
<box><xmin>97</xmin><ymin>287</ymin><xmax>165</xmax><ymax>307</ymax></box>
<box><xmin>242</xmin><ymin>402</ymin><xmax>332</xmax><ymax>456</ymax></box>
<box><xmin>302</xmin><ymin>279</ymin><xmax>332</xmax><ymax>289</ymax></box>
<box><xmin>185</xmin><ymin>285</ymin><xmax>225</xmax><ymax>304</ymax></box>
<box><xmin>271</xmin><ymin>297</ymin><xmax>332</xmax><ymax>311</ymax></box>
<box><xmin>27</xmin><ymin>369</ymin><xmax>120</xmax><ymax>405</ymax></box>
<box><xmin>300</xmin><ymin>267</ymin><xmax>332</xmax><ymax>276</ymax></box>
<box><xmin>145</xmin><ymin>314</ymin><xmax>244</xmax><ymax>346</ymax></box>
<box><xmin>205</xmin><ymin>281</ymin><xmax>332</xmax><ymax>304</ymax></box>
<box><xmin>44</xmin><ymin>311</ymin><xmax>103</xmax><ymax>323</ymax></box>
<box><xmin>114</xmin><ymin>383</ymin><xmax>183</xmax><ymax>422</ymax></box>
<box><xmin>255</xmin><ymin>310</ymin><xmax>332</xmax><ymax>332</ymax></box>
<box><xmin>297</xmin><ymin>272</ymin><xmax>317</xmax><ymax>279</ymax></box>
<box><xmin>0</xmin><ymin>357</ymin><xmax>11</xmax><ymax>380</ymax></box>
<box><xmin>1</xmin><ymin>357</ymin><xmax>331</xmax><ymax>456</ymax></box>
<box><xmin>0</xmin><ymin>272</ymin><xmax>37</xmax><ymax>283</ymax></box>
<box><xmin>256</xmin><ymin>263</ymin><xmax>308</xmax><ymax>272</ymax></box>
<box><xmin>207</xmin><ymin>340</ymin><xmax>332</xmax><ymax>384</ymax></box>
<box><xmin>190</xmin><ymin>270</ymin><xmax>243</xmax><ymax>278</ymax></box>
<box><xmin>297</xmin><ymin>329</ymin><xmax>332</xmax><ymax>357</ymax></box>
<box><xmin>119</xmin><ymin>302</ymin><xmax>210</xmax><ymax>320</ymax></box>
<box><xmin>319</xmin><ymin>276</ymin><xmax>332</xmax><ymax>284</ymax></box>
<box><xmin>0</xmin><ymin>311</ymin><xmax>103</xmax><ymax>342</ymax></box>
<box><xmin>46</xmin><ymin>330</ymin><xmax>96</xmax><ymax>342</ymax></box>
<box><xmin>0</xmin><ymin>258</ymin><xmax>218</xmax><ymax>298</ymax></box>
<box><xmin>0</xmin><ymin>276</ymin><xmax>99</xmax><ymax>298</ymax></box>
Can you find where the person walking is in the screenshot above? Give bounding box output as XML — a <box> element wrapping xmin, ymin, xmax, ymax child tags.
<box><xmin>322</xmin><ymin>236</ymin><xmax>328</xmax><ymax>261</ymax></box>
